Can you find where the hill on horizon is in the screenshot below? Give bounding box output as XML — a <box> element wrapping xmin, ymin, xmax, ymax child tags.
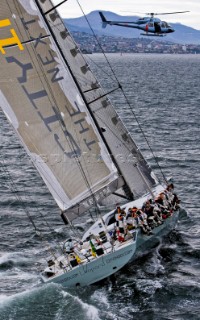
<box><xmin>64</xmin><ymin>11</ymin><xmax>200</xmax><ymax>45</ymax></box>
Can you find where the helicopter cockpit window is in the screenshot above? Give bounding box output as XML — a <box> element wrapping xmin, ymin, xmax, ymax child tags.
<box><xmin>161</xmin><ymin>21</ymin><xmax>170</xmax><ymax>28</ymax></box>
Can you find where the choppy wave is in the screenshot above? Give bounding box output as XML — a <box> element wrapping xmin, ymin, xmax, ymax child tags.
<box><xmin>0</xmin><ymin>54</ymin><xmax>200</xmax><ymax>320</ymax></box>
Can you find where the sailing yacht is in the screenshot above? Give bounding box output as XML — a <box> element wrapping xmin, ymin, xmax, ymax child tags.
<box><xmin>0</xmin><ymin>0</ymin><xmax>181</xmax><ymax>288</ymax></box>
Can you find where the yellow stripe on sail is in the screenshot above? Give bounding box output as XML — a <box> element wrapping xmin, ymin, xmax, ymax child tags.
<box><xmin>0</xmin><ymin>19</ymin><xmax>24</xmax><ymax>54</ymax></box>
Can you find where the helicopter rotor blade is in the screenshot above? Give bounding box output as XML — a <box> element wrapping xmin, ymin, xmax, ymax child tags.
<box><xmin>146</xmin><ymin>11</ymin><xmax>190</xmax><ymax>16</ymax></box>
<box><xmin>120</xmin><ymin>11</ymin><xmax>145</xmax><ymax>15</ymax></box>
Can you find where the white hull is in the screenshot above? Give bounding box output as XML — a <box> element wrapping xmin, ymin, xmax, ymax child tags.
<box><xmin>82</xmin><ymin>184</ymin><xmax>181</xmax><ymax>260</ymax></box>
<box><xmin>41</xmin><ymin>237</ymin><xmax>137</xmax><ymax>288</ymax></box>
<box><xmin>132</xmin><ymin>209</ymin><xmax>180</xmax><ymax>259</ymax></box>
<box><xmin>83</xmin><ymin>185</ymin><xmax>165</xmax><ymax>241</ymax></box>
<box><xmin>41</xmin><ymin>185</ymin><xmax>182</xmax><ymax>288</ymax></box>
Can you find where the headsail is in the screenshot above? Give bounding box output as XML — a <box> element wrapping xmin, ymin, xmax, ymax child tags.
<box><xmin>0</xmin><ymin>0</ymin><xmax>123</xmax><ymax>218</ymax></box>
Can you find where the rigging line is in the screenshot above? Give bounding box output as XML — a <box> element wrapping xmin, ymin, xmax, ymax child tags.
<box><xmin>44</xmin><ymin>17</ymin><xmax>135</xmax><ymax>156</ymax></box>
<box><xmin>0</xmin><ymin>172</ymin><xmax>60</xmax><ymax>260</ymax></box>
<box><xmin>0</xmin><ymin>157</ymin><xmax>39</xmax><ymax>228</ymax></box>
<box><xmin>45</xmin><ymin>10</ymin><xmax>117</xmax><ymax>98</ymax></box>
<box><xmin>20</xmin><ymin>132</ymin><xmax>87</xmax><ymax>251</ymax></box>
<box><xmin>44</xmin><ymin>10</ymin><xmax>132</xmax><ymax>200</ymax></box>
<box><xmin>76</xmin><ymin>0</ymin><xmax>122</xmax><ymax>88</ymax></box>
<box><xmin>45</xmin><ymin>19</ymin><xmax>88</xmax><ymax>86</ymax></box>
<box><xmin>45</xmin><ymin>19</ymin><xmax>100</xmax><ymax>91</ymax></box>
<box><xmin>92</xmin><ymin>111</ymin><xmax>142</xmax><ymax>160</ymax></box>
<box><xmin>11</xmin><ymin>0</ymin><xmax>69</xmax><ymax>134</ymax></box>
<box><xmin>0</xmin><ymin>158</ymin><xmax>37</xmax><ymax>231</ymax></box>
<box><xmin>0</xmin><ymin>157</ymin><xmax>59</xmax><ymax>259</ymax></box>
<box><xmin>0</xmin><ymin>73</ymin><xmax>63</xmax><ymax>255</ymax></box>
<box><xmin>34</xmin><ymin>1</ymin><xmax>108</xmax><ymax>218</ymax></box>
<box><xmin>48</xmin><ymin>15</ymin><xmax>115</xmax><ymax>87</ymax></box>
<box><xmin>0</xmin><ymin>138</ymin><xmax>61</xmax><ymax>255</ymax></box>
<box><xmin>76</xmin><ymin>1</ymin><xmax>167</xmax><ymax>184</ymax></box>
<box><xmin>84</xmin><ymin>55</ymin><xmax>117</xmax><ymax>83</ymax></box>
<box><xmin>83</xmin><ymin>87</ymin><xmax>99</xmax><ymax>94</ymax></box>
<box><xmin>87</xmin><ymin>85</ymin><xmax>121</xmax><ymax>105</ymax></box>
<box><xmin>43</xmin><ymin>10</ymin><xmax>127</xmax><ymax>212</ymax></box>
<box><xmin>2</xmin><ymin>35</ymin><xmax>50</xmax><ymax>50</ymax></box>
<box><xmin>46</xmin><ymin>17</ymin><xmax>104</xmax><ymax>89</ymax></box>
<box><xmin>12</xmin><ymin>2</ymin><xmax>96</xmax><ymax>212</ymax></box>
<box><xmin>120</xmin><ymin>94</ymin><xmax>167</xmax><ymax>183</ymax></box>
<box><xmin>46</xmin><ymin>16</ymin><xmax>134</xmax><ymax>148</ymax></box>
<box><xmin>44</xmin><ymin>0</ymin><xmax>69</xmax><ymax>15</ymax></box>
<box><xmin>22</xmin><ymin>185</ymin><xmax>64</xmax><ymax>252</ymax></box>
<box><xmin>88</xmin><ymin>99</ymin><xmax>149</xmax><ymax>167</ymax></box>
<box><xmin>70</xmin><ymin>223</ymin><xmax>83</xmax><ymax>239</ymax></box>
<box><xmin>10</xmin><ymin>0</ymin><xmax>61</xmax><ymax>130</ymax></box>
<box><xmin>30</xmin><ymin>21</ymin><xmax>98</xmax><ymax>199</ymax></box>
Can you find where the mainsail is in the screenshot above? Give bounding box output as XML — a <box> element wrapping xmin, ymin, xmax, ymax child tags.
<box><xmin>0</xmin><ymin>0</ymin><xmax>158</xmax><ymax>221</ymax></box>
<box><xmin>36</xmin><ymin>1</ymin><xmax>158</xmax><ymax>190</ymax></box>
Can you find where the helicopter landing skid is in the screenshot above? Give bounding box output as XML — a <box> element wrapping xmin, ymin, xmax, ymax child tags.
<box><xmin>140</xmin><ymin>33</ymin><xmax>166</xmax><ymax>37</ymax></box>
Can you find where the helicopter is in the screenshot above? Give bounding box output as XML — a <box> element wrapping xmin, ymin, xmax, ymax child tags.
<box><xmin>99</xmin><ymin>11</ymin><xmax>190</xmax><ymax>37</ymax></box>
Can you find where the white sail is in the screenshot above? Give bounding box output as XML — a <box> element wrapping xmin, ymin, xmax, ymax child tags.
<box><xmin>0</xmin><ymin>0</ymin><xmax>122</xmax><ymax>218</ymax></box>
<box><xmin>37</xmin><ymin>0</ymin><xmax>158</xmax><ymax>197</ymax></box>
<box><xmin>0</xmin><ymin>0</ymin><xmax>158</xmax><ymax>222</ymax></box>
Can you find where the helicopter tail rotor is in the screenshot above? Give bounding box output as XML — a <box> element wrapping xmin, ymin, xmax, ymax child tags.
<box><xmin>99</xmin><ymin>12</ymin><xmax>108</xmax><ymax>28</ymax></box>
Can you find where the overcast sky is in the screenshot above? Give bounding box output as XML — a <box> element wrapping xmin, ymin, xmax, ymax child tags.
<box><xmin>52</xmin><ymin>0</ymin><xmax>200</xmax><ymax>30</ymax></box>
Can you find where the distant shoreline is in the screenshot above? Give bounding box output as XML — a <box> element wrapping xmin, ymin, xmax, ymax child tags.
<box><xmin>72</xmin><ymin>31</ymin><xmax>200</xmax><ymax>55</ymax></box>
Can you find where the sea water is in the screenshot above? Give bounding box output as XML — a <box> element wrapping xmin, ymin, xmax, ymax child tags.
<box><xmin>0</xmin><ymin>54</ymin><xmax>200</xmax><ymax>320</ymax></box>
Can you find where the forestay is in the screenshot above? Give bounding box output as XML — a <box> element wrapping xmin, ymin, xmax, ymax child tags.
<box><xmin>0</xmin><ymin>0</ymin><xmax>123</xmax><ymax>218</ymax></box>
